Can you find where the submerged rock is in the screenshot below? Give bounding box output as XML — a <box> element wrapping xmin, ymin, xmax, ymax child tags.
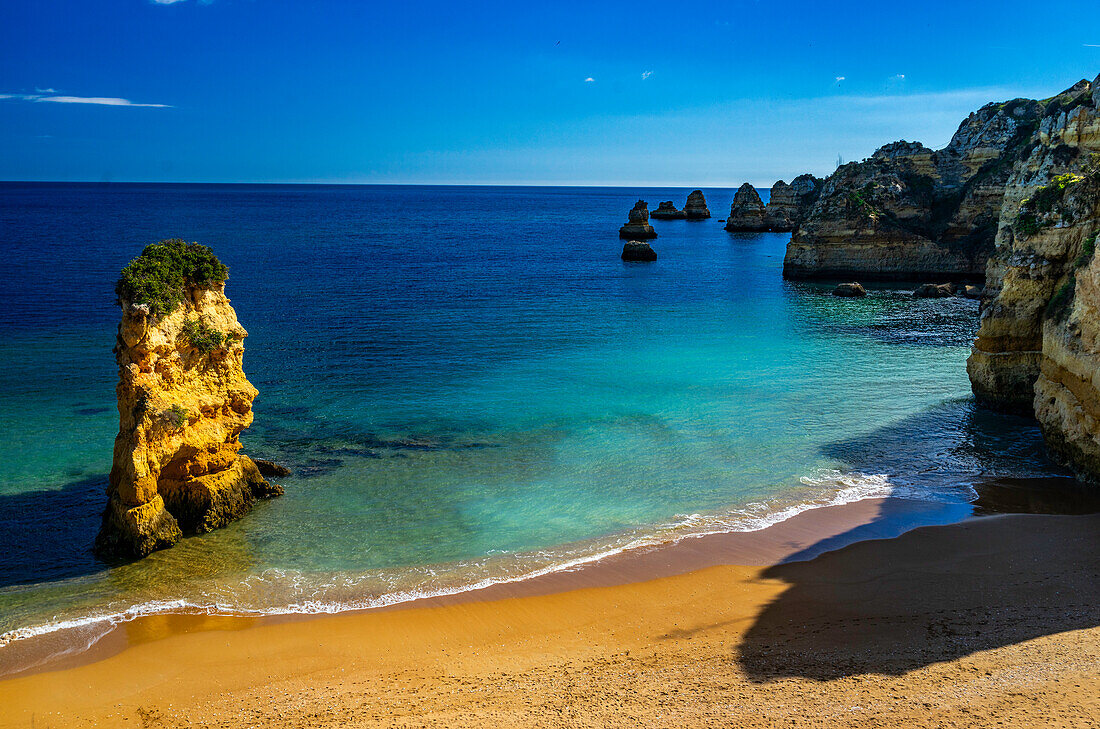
<box><xmin>914</xmin><ymin>283</ymin><xmax>957</xmax><ymax>298</ymax></box>
<box><xmin>96</xmin><ymin>239</ymin><xmax>282</xmax><ymax>559</ymax></box>
<box><xmin>724</xmin><ymin>184</ymin><xmax>769</xmax><ymax>231</ymax></box>
<box><xmin>650</xmin><ymin>201</ymin><xmax>685</xmax><ymax>219</ymax></box>
<box><xmin>833</xmin><ymin>282</ymin><xmax>867</xmax><ymax>297</ymax></box>
<box><xmin>253</xmin><ymin>458</ymin><xmax>293</xmax><ymax>477</ymax></box>
<box><xmin>684</xmin><ymin>190</ymin><xmax>711</xmax><ymax>219</ymax></box>
<box><xmin>621</xmin><ymin>240</ymin><xmax>657</xmax><ymax>261</ymax></box>
<box><xmin>619</xmin><ymin>200</ymin><xmax>657</xmax><ymax>240</ymax></box>
<box><xmin>962</xmin><ymin>285</ymin><xmax>983</xmax><ymax>300</ymax></box>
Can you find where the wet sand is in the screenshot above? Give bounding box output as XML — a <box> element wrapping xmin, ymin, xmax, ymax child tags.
<box><xmin>1</xmin><ymin>500</ymin><xmax>1098</xmax><ymax>727</ymax></box>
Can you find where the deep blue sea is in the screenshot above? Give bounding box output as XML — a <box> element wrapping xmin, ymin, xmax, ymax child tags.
<box><xmin>0</xmin><ymin>183</ymin><xmax>1065</xmax><ymax>669</ymax></box>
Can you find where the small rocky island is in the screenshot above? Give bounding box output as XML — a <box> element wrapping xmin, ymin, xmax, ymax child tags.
<box><xmin>96</xmin><ymin>239</ymin><xmax>282</xmax><ymax>559</ymax></box>
<box><xmin>621</xmin><ymin>240</ymin><xmax>657</xmax><ymax>261</ymax></box>
<box><xmin>684</xmin><ymin>190</ymin><xmax>711</xmax><ymax>219</ymax></box>
<box><xmin>650</xmin><ymin>201</ymin><xmax>685</xmax><ymax>219</ymax></box>
<box><xmin>724</xmin><ymin>184</ymin><xmax>769</xmax><ymax>231</ymax></box>
<box><xmin>619</xmin><ymin>200</ymin><xmax>657</xmax><ymax>239</ymax></box>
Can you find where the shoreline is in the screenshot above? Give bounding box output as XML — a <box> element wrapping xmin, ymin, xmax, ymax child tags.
<box><xmin>0</xmin><ymin>495</ymin><xmax>973</xmax><ymax>681</ymax></box>
<box><xmin>0</xmin><ymin>506</ymin><xmax>1097</xmax><ymax>727</ymax></box>
<box><xmin>5</xmin><ymin>470</ymin><xmax>1100</xmax><ymax>683</ymax></box>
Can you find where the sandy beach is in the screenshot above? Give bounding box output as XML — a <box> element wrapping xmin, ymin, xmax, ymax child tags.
<box><xmin>1</xmin><ymin>500</ymin><xmax>1097</xmax><ymax>728</ymax></box>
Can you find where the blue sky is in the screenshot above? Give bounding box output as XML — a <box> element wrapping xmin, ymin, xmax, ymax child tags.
<box><xmin>2</xmin><ymin>0</ymin><xmax>1098</xmax><ymax>185</ymax></box>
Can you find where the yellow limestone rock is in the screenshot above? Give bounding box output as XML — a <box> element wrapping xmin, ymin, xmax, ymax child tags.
<box><xmin>95</xmin><ymin>240</ymin><xmax>281</xmax><ymax>558</ymax></box>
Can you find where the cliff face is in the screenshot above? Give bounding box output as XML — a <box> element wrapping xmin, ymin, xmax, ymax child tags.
<box><xmin>784</xmin><ymin>100</ymin><xmax>1043</xmax><ymax>280</ymax></box>
<box><xmin>96</xmin><ymin>240</ymin><xmax>281</xmax><ymax>558</ymax></box>
<box><xmin>968</xmin><ymin>78</ymin><xmax>1100</xmax><ymax>484</ymax></box>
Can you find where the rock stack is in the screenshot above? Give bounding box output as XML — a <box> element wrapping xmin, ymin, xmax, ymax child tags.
<box><xmin>684</xmin><ymin>190</ymin><xmax>711</xmax><ymax>219</ymax></box>
<box><xmin>96</xmin><ymin>239</ymin><xmax>282</xmax><ymax>559</ymax></box>
<box><xmin>619</xmin><ymin>200</ymin><xmax>657</xmax><ymax>239</ymax></box>
<box><xmin>763</xmin><ymin>181</ymin><xmax>798</xmax><ymax>230</ymax></box>
<box><xmin>621</xmin><ymin>240</ymin><xmax>658</xmax><ymax>261</ymax></box>
<box><xmin>650</xmin><ymin>201</ymin><xmax>685</xmax><ymax>219</ymax></box>
<box><xmin>724</xmin><ymin>184</ymin><xmax>769</xmax><ymax>232</ymax></box>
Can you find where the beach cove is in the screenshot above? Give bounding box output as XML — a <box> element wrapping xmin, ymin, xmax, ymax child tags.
<box><xmin>1</xmin><ymin>501</ymin><xmax>1098</xmax><ymax>727</ymax></box>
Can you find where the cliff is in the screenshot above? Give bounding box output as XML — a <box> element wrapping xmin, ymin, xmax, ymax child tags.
<box><xmin>784</xmin><ymin>99</ymin><xmax>1043</xmax><ymax>280</ymax></box>
<box><xmin>96</xmin><ymin>239</ymin><xmax>281</xmax><ymax>559</ymax></box>
<box><xmin>968</xmin><ymin>77</ymin><xmax>1100</xmax><ymax>483</ymax></box>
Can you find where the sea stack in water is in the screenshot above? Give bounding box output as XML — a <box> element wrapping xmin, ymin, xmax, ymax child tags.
<box><xmin>724</xmin><ymin>184</ymin><xmax>769</xmax><ymax>231</ymax></box>
<box><xmin>96</xmin><ymin>239</ymin><xmax>282</xmax><ymax>559</ymax></box>
<box><xmin>621</xmin><ymin>240</ymin><xmax>657</xmax><ymax>261</ymax></box>
<box><xmin>684</xmin><ymin>190</ymin><xmax>711</xmax><ymax>219</ymax></box>
<box><xmin>619</xmin><ymin>200</ymin><xmax>657</xmax><ymax>239</ymax></box>
<box><xmin>650</xmin><ymin>201</ymin><xmax>685</xmax><ymax>219</ymax></box>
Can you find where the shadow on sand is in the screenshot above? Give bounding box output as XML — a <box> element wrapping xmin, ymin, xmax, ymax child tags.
<box><xmin>734</xmin><ymin>401</ymin><xmax>1100</xmax><ymax>681</ymax></box>
<box><xmin>0</xmin><ymin>476</ymin><xmax>108</xmax><ymax>589</ymax></box>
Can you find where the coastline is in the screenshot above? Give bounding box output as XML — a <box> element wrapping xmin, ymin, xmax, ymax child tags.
<box><xmin>0</xmin><ymin>495</ymin><xmax>971</xmax><ymax>681</ymax></box>
<box><xmin>2</xmin><ymin>495</ymin><xmax>1098</xmax><ymax>727</ymax></box>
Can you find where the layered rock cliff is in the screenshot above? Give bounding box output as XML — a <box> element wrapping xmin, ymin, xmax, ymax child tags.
<box><xmin>784</xmin><ymin>99</ymin><xmax>1043</xmax><ymax>280</ymax></box>
<box><xmin>761</xmin><ymin>175</ymin><xmax>822</xmax><ymax>231</ymax></box>
<box><xmin>968</xmin><ymin>77</ymin><xmax>1100</xmax><ymax>484</ymax></box>
<box><xmin>96</xmin><ymin>239</ymin><xmax>281</xmax><ymax>559</ymax></box>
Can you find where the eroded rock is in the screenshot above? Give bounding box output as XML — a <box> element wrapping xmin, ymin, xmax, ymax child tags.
<box><xmin>96</xmin><ymin>240</ymin><xmax>282</xmax><ymax>559</ymax></box>
<box><xmin>621</xmin><ymin>240</ymin><xmax>657</xmax><ymax>261</ymax></box>
<box><xmin>619</xmin><ymin>200</ymin><xmax>657</xmax><ymax>240</ymax></box>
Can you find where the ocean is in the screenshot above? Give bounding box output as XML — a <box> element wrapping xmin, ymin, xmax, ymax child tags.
<box><xmin>0</xmin><ymin>182</ymin><xmax>1066</xmax><ymax>670</ymax></box>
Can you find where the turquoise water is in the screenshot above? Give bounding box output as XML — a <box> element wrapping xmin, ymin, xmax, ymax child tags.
<box><xmin>0</xmin><ymin>184</ymin><xmax>1060</xmax><ymax>668</ymax></box>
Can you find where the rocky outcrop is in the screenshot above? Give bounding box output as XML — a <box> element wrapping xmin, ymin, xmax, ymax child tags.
<box><xmin>784</xmin><ymin>96</ymin><xmax>1045</xmax><ymax>280</ymax></box>
<box><xmin>650</xmin><ymin>201</ymin><xmax>685</xmax><ymax>220</ymax></box>
<box><xmin>621</xmin><ymin>240</ymin><xmax>657</xmax><ymax>261</ymax></box>
<box><xmin>762</xmin><ymin>180</ymin><xmax>798</xmax><ymax>231</ymax></box>
<box><xmin>684</xmin><ymin>190</ymin><xmax>711</xmax><ymax>219</ymax></box>
<box><xmin>914</xmin><ymin>283</ymin><xmax>957</xmax><ymax>298</ymax></box>
<box><xmin>724</xmin><ymin>184</ymin><xmax>769</xmax><ymax>231</ymax></box>
<box><xmin>96</xmin><ymin>239</ymin><xmax>281</xmax><ymax>559</ymax></box>
<box><xmin>724</xmin><ymin>177</ymin><xmax>821</xmax><ymax>232</ymax></box>
<box><xmin>619</xmin><ymin>200</ymin><xmax>657</xmax><ymax>239</ymax></box>
<box><xmin>833</xmin><ymin>282</ymin><xmax>867</xmax><ymax>297</ymax></box>
<box><xmin>964</xmin><ymin>76</ymin><xmax>1100</xmax><ymax>483</ymax></box>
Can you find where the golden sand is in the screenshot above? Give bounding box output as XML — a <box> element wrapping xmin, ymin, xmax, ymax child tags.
<box><xmin>1</xmin><ymin>507</ymin><xmax>1097</xmax><ymax>728</ymax></box>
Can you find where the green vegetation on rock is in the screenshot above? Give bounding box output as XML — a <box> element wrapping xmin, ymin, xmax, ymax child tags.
<box><xmin>181</xmin><ymin>318</ymin><xmax>237</xmax><ymax>354</ymax></box>
<box><xmin>1015</xmin><ymin>173</ymin><xmax>1087</xmax><ymax>236</ymax></box>
<box><xmin>116</xmin><ymin>239</ymin><xmax>229</xmax><ymax>319</ymax></box>
<box><xmin>1075</xmin><ymin>231</ymin><xmax>1098</xmax><ymax>268</ymax></box>
<box><xmin>165</xmin><ymin>404</ymin><xmax>189</xmax><ymax>429</ymax></box>
<box><xmin>1046</xmin><ymin>277</ymin><xmax>1077</xmax><ymax>322</ymax></box>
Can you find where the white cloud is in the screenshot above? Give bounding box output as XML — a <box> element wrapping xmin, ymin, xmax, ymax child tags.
<box><xmin>641</xmin><ymin>71</ymin><xmax>652</xmax><ymax>81</ymax></box>
<box><xmin>584</xmin><ymin>77</ymin><xmax>595</xmax><ymax>83</ymax></box>
<box><xmin>835</xmin><ymin>76</ymin><xmax>845</xmax><ymax>82</ymax></box>
<box><xmin>894</xmin><ymin>74</ymin><xmax>906</xmax><ymax>80</ymax></box>
<box><xmin>0</xmin><ymin>93</ymin><xmax>171</xmax><ymax>107</ymax></box>
<box><xmin>38</xmin><ymin>95</ymin><xmax>170</xmax><ymax>107</ymax></box>
<box><xmin>1085</xmin><ymin>44</ymin><xmax>1100</xmax><ymax>47</ymax></box>
<box><xmin>35</xmin><ymin>87</ymin><xmax>57</xmax><ymax>93</ymax></box>
<box><xmin>151</xmin><ymin>0</ymin><xmax>189</xmax><ymax>4</ymax></box>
